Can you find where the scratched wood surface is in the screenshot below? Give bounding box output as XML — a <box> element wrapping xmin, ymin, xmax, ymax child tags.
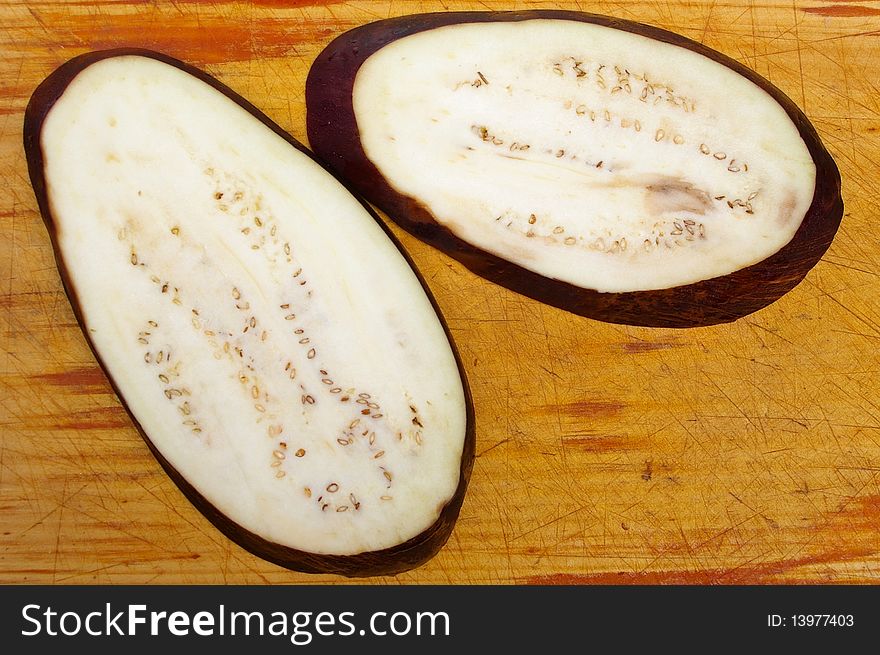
<box><xmin>1</xmin><ymin>0</ymin><xmax>879</xmax><ymax>584</ymax></box>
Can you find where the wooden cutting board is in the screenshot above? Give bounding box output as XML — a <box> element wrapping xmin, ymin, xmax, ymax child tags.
<box><xmin>2</xmin><ymin>0</ymin><xmax>879</xmax><ymax>584</ymax></box>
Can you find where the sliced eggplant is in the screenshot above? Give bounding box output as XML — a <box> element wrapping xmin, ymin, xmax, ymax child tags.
<box><xmin>306</xmin><ymin>11</ymin><xmax>843</xmax><ymax>327</ymax></box>
<box><xmin>24</xmin><ymin>50</ymin><xmax>473</xmax><ymax>576</ymax></box>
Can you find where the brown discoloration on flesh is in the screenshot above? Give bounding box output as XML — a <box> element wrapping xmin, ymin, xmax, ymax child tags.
<box><xmin>777</xmin><ymin>191</ymin><xmax>799</xmax><ymax>227</ymax></box>
<box><xmin>644</xmin><ymin>178</ymin><xmax>712</xmax><ymax>215</ymax></box>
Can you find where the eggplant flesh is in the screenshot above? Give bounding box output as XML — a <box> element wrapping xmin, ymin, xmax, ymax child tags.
<box><xmin>26</xmin><ymin>52</ymin><xmax>470</xmax><ymax>575</ymax></box>
<box><xmin>306</xmin><ymin>12</ymin><xmax>843</xmax><ymax>326</ymax></box>
<box><xmin>354</xmin><ymin>20</ymin><xmax>814</xmax><ymax>292</ymax></box>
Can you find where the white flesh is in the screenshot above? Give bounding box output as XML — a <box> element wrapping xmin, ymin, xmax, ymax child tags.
<box><xmin>41</xmin><ymin>56</ymin><xmax>466</xmax><ymax>555</ymax></box>
<box><xmin>354</xmin><ymin>20</ymin><xmax>816</xmax><ymax>292</ymax></box>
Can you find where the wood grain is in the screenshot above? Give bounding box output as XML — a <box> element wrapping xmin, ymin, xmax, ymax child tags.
<box><xmin>2</xmin><ymin>0</ymin><xmax>879</xmax><ymax>584</ymax></box>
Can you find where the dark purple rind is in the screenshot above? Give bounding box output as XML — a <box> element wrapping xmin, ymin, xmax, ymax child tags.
<box><xmin>24</xmin><ymin>49</ymin><xmax>475</xmax><ymax>578</ymax></box>
<box><xmin>306</xmin><ymin>11</ymin><xmax>844</xmax><ymax>328</ymax></box>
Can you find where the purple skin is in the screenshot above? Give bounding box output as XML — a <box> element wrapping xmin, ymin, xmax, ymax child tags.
<box><xmin>25</xmin><ymin>48</ymin><xmax>475</xmax><ymax>577</ymax></box>
<box><xmin>306</xmin><ymin>11</ymin><xmax>843</xmax><ymax>328</ymax></box>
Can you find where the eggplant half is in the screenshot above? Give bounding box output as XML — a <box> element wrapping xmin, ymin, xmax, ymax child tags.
<box><xmin>306</xmin><ymin>11</ymin><xmax>843</xmax><ymax>327</ymax></box>
<box><xmin>24</xmin><ymin>50</ymin><xmax>473</xmax><ymax>576</ymax></box>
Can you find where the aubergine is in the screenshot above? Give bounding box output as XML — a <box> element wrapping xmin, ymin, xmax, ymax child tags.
<box><xmin>306</xmin><ymin>11</ymin><xmax>843</xmax><ymax>327</ymax></box>
<box><xmin>24</xmin><ymin>49</ymin><xmax>474</xmax><ymax>577</ymax></box>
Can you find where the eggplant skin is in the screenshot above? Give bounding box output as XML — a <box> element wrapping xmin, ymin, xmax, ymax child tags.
<box><xmin>306</xmin><ymin>11</ymin><xmax>844</xmax><ymax>328</ymax></box>
<box><xmin>24</xmin><ymin>49</ymin><xmax>475</xmax><ymax>577</ymax></box>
